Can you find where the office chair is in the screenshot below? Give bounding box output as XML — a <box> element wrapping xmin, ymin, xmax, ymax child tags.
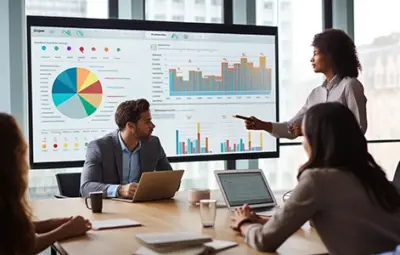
<box><xmin>393</xmin><ymin>161</ymin><xmax>400</xmax><ymax>191</ymax></box>
<box><xmin>55</xmin><ymin>172</ymin><xmax>82</xmax><ymax>198</ymax></box>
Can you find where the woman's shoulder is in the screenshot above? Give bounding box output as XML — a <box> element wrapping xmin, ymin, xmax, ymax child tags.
<box><xmin>299</xmin><ymin>167</ymin><xmax>351</xmax><ymax>181</ymax></box>
<box><xmin>341</xmin><ymin>76</ymin><xmax>364</xmax><ymax>89</ymax></box>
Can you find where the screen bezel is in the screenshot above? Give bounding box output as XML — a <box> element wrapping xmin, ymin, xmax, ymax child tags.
<box><xmin>214</xmin><ymin>169</ymin><xmax>277</xmax><ymax>209</ymax></box>
<box><xmin>26</xmin><ymin>15</ymin><xmax>280</xmax><ymax>169</ymax></box>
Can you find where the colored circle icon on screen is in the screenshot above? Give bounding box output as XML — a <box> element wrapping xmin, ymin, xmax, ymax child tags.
<box><xmin>41</xmin><ymin>45</ymin><xmax>46</xmax><ymax>51</ymax></box>
<box><xmin>53</xmin><ymin>144</ymin><xmax>58</xmax><ymax>149</ymax></box>
<box><xmin>91</xmin><ymin>47</ymin><xmax>96</xmax><ymax>51</ymax></box>
<box><xmin>67</xmin><ymin>46</ymin><xmax>72</xmax><ymax>51</ymax></box>
<box><xmin>51</xmin><ymin>67</ymin><xmax>103</xmax><ymax>119</ymax></box>
<box><xmin>104</xmin><ymin>47</ymin><xmax>109</xmax><ymax>52</ymax></box>
<box><xmin>117</xmin><ymin>48</ymin><xmax>121</xmax><ymax>52</ymax></box>
<box><xmin>79</xmin><ymin>47</ymin><xmax>84</xmax><ymax>53</ymax></box>
<box><xmin>54</xmin><ymin>46</ymin><xmax>59</xmax><ymax>51</ymax></box>
<box><xmin>41</xmin><ymin>144</ymin><xmax>47</xmax><ymax>149</ymax></box>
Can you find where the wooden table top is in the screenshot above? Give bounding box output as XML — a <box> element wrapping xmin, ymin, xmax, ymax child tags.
<box><xmin>30</xmin><ymin>190</ymin><xmax>327</xmax><ymax>255</ymax></box>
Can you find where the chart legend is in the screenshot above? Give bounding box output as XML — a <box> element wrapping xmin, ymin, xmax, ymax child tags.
<box><xmin>51</xmin><ymin>67</ymin><xmax>103</xmax><ymax>119</ymax></box>
<box><xmin>169</xmin><ymin>55</ymin><xmax>272</xmax><ymax>96</ymax></box>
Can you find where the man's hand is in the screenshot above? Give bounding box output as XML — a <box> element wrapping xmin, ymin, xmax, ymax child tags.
<box><xmin>117</xmin><ymin>183</ymin><xmax>138</xmax><ymax>198</ymax></box>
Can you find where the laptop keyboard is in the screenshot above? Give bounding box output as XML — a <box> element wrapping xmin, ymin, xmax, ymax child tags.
<box><xmin>252</xmin><ymin>207</ymin><xmax>273</xmax><ymax>213</ymax></box>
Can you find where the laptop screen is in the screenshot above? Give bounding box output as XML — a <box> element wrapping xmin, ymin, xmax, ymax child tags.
<box><xmin>217</xmin><ymin>172</ymin><xmax>274</xmax><ymax>207</ymax></box>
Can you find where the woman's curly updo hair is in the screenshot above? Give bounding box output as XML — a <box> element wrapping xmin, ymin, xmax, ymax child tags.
<box><xmin>312</xmin><ymin>29</ymin><xmax>362</xmax><ymax>78</ymax></box>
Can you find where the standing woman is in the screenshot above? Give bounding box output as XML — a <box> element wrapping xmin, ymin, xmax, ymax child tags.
<box><xmin>242</xmin><ymin>29</ymin><xmax>367</xmax><ymax>138</ymax></box>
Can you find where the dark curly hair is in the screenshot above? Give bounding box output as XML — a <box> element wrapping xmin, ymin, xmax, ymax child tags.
<box><xmin>312</xmin><ymin>29</ymin><xmax>362</xmax><ymax>78</ymax></box>
<box><xmin>114</xmin><ymin>99</ymin><xmax>150</xmax><ymax>130</ymax></box>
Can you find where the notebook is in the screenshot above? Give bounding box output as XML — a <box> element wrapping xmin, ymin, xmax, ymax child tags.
<box><xmin>135</xmin><ymin>240</ymin><xmax>238</xmax><ymax>254</ymax></box>
<box><xmin>91</xmin><ymin>218</ymin><xmax>142</xmax><ymax>230</ymax></box>
<box><xmin>136</xmin><ymin>232</ymin><xmax>212</xmax><ymax>249</ymax></box>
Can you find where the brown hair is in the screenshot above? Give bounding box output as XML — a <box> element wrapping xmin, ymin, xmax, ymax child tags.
<box><xmin>312</xmin><ymin>29</ymin><xmax>362</xmax><ymax>78</ymax></box>
<box><xmin>0</xmin><ymin>113</ymin><xmax>35</xmax><ymax>254</ymax></box>
<box><xmin>114</xmin><ymin>99</ymin><xmax>150</xmax><ymax>130</ymax></box>
<box><xmin>299</xmin><ymin>103</ymin><xmax>400</xmax><ymax>213</ymax></box>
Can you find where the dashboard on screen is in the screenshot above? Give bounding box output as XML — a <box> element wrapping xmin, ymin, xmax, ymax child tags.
<box><xmin>27</xmin><ymin>16</ymin><xmax>279</xmax><ymax>169</ymax></box>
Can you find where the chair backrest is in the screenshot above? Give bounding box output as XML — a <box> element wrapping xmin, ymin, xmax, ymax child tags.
<box><xmin>55</xmin><ymin>172</ymin><xmax>82</xmax><ymax>197</ymax></box>
<box><xmin>393</xmin><ymin>161</ymin><xmax>400</xmax><ymax>191</ymax></box>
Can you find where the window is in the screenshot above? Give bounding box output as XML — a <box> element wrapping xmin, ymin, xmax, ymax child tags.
<box><xmin>153</xmin><ymin>14</ymin><xmax>167</xmax><ymax>20</ymax></box>
<box><xmin>255</xmin><ymin>0</ymin><xmax>323</xmax><ymax>176</ymax></box>
<box><xmin>264</xmin><ymin>2</ymin><xmax>273</xmax><ymax>9</ymax></box>
<box><xmin>146</xmin><ymin>1</ymin><xmax>223</xmax><ymax>25</ymax></box>
<box><xmin>256</xmin><ymin>0</ymin><xmax>323</xmax><ymax>138</ymax></box>
<box><xmin>195</xmin><ymin>16</ymin><xmax>206</xmax><ymax>22</ymax></box>
<box><xmin>354</xmin><ymin>0</ymin><xmax>400</xmax><ymax>139</ymax></box>
<box><xmin>280</xmin><ymin>2</ymin><xmax>291</xmax><ymax>11</ymax></box>
<box><xmin>367</xmin><ymin>142</ymin><xmax>400</xmax><ymax>181</ymax></box>
<box><xmin>211</xmin><ymin>17</ymin><xmax>222</xmax><ymax>23</ymax></box>
<box><xmin>212</xmin><ymin>0</ymin><xmax>222</xmax><ymax>6</ymax></box>
<box><xmin>172</xmin><ymin>15</ymin><xmax>184</xmax><ymax>21</ymax></box>
<box><xmin>25</xmin><ymin>0</ymin><xmax>108</xmax><ymax>19</ymax></box>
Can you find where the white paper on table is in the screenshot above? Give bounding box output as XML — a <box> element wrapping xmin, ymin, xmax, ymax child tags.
<box><xmin>204</xmin><ymin>240</ymin><xmax>238</xmax><ymax>251</ymax></box>
<box><xmin>91</xmin><ymin>218</ymin><xmax>142</xmax><ymax>230</ymax></box>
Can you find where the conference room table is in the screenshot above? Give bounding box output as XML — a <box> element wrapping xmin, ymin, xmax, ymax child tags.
<box><xmin>30</xmin><ymin>190</ymin><xmax>327</xmax><ymax>255</ymax></box>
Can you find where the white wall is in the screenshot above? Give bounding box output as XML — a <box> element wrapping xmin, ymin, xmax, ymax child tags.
<box><xmin>0</xmin><ymin>0</ymin><xmax>11</xmax><ymax>113</ymax></box>
<box><xmin>0</xmin><ymin>0</ymin><xmax>26</xmax><ymax>135</ymax></box>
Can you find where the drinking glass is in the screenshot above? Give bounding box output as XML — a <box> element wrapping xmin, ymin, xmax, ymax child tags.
<box><xmin>199</xmin><ymin>199</ymin><xmax>217</xmax><ymax>228</ymax></box>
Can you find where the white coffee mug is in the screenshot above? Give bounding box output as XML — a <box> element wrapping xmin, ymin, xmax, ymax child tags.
<box><xmin>187</xmin><ymin>188</ymin><xmax>210</xmax><ymax>205</ymax></box>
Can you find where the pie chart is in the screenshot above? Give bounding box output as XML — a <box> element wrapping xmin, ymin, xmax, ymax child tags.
<box><xmin>52</xmin><ymin>67</ymin><xmax>103</xmax><ymax>119</ymax></box>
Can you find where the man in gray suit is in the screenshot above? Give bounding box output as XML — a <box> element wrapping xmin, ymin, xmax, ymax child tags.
<box><xmin>80</xmin><ymin>99</ymin><xmax>173</xmax><ymax>198</ymax></box>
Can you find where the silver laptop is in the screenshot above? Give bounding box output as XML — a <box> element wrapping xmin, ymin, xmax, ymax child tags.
<box><xmin>214</xmin><ymin>169</ymin><xmax>278</xmax><ymax>216</ymax></box>
<box><xmin>112</xmin><ymin>170</ymin><xmax>184</xmax><ymax>203</ymax></box>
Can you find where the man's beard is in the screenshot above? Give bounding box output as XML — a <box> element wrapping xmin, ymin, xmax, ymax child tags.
<box><xmin>135</xmin><ymin>130</ymin><xmax>152</xmax><ymax>141</ymax></box>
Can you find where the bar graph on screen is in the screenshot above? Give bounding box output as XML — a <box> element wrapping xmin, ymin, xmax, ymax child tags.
<box><xmin>175</xmin><ymin>122</ymin><xmax>211</xmax><ymax>155</ymax></box>
<box><xmin>220</xmin><ymin>132</ymin><xmax>263</xmax><ymax>152</ymax></box>
<box><xmin>169</xmin><ymin>54</ymin><xmax>272</xmax><ymax>96</ymax></box>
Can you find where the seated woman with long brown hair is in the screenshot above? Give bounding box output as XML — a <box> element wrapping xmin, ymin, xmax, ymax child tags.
<box><xmin>231</xmin><ymin>102</ymin><xmax>400</xmax><ymax>255</ymax></box>
<box><xmin>0</xmin><ymin>113</ymin><xmax>91</xmax><ymax>255</ymax></box>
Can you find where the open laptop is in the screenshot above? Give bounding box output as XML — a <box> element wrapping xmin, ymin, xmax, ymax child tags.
<box><xmin>112</xmin><ymin>170</ymin><xmax>184</xmax><ymax>203</ymax></box>
<box><xmin>214</xmin><ymin>169</ymin><xmax>278</xmax><ymax>216</ymax></box>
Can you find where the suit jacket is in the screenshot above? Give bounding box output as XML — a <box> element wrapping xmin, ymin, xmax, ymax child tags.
<box><xmin>80</xmin><ymin>130</ymin><xmax>173</xmax><ymax>197</ymax></box>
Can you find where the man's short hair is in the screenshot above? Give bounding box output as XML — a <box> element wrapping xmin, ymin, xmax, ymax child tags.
<box><xmin>114</xmin><ymin>99</ymin><xmax>150</xmax><ymax>130</ymax></box>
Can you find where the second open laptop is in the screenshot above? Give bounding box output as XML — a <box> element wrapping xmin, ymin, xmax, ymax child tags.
<box><xmin>112</xmin><ymin>170</ymin><xmax>184</xmax><ymax>203</ymax></box>
<box><xmin>214</xmin><ymin>169</ymin><xmax>278</xmax><ymax>216</ymax></box>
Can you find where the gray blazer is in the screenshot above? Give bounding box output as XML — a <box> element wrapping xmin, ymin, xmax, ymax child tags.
<box><xmin>244</xmin><ymin>168</ymin><xmax>400</xmax><ymax>255</ymax></box>
<box><xmin>80</xmin><ymin>130</ymin><xmax>173</xmax><ymax>197</ymax></box>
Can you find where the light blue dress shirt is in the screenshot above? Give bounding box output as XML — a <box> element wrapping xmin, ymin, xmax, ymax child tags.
<box><xmin>106</xmin><ymin>132</ymin><xmax>141</xmax><ymax>198</ymax></box>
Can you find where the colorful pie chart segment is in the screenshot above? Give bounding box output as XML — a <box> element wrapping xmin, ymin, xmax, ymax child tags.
<box><xmin>52</xmin><ymin>67</ymin><xmax>103</xmax><ymax>119</ymax></box>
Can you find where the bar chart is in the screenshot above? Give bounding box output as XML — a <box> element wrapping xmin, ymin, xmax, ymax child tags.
<box><xmin>175</xmin><ymin>123</ymin><xmax>211</xmax><ymax>155</ymax></box>
<box><xmin>169</xmin><ymin>54</ymin><xmax>272</xmax><ymax>96</ymax></box>
<box><xmin>220</xmin><ymin>132</ymin><xmax>263</xmax><ymax>152</ymax></box>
